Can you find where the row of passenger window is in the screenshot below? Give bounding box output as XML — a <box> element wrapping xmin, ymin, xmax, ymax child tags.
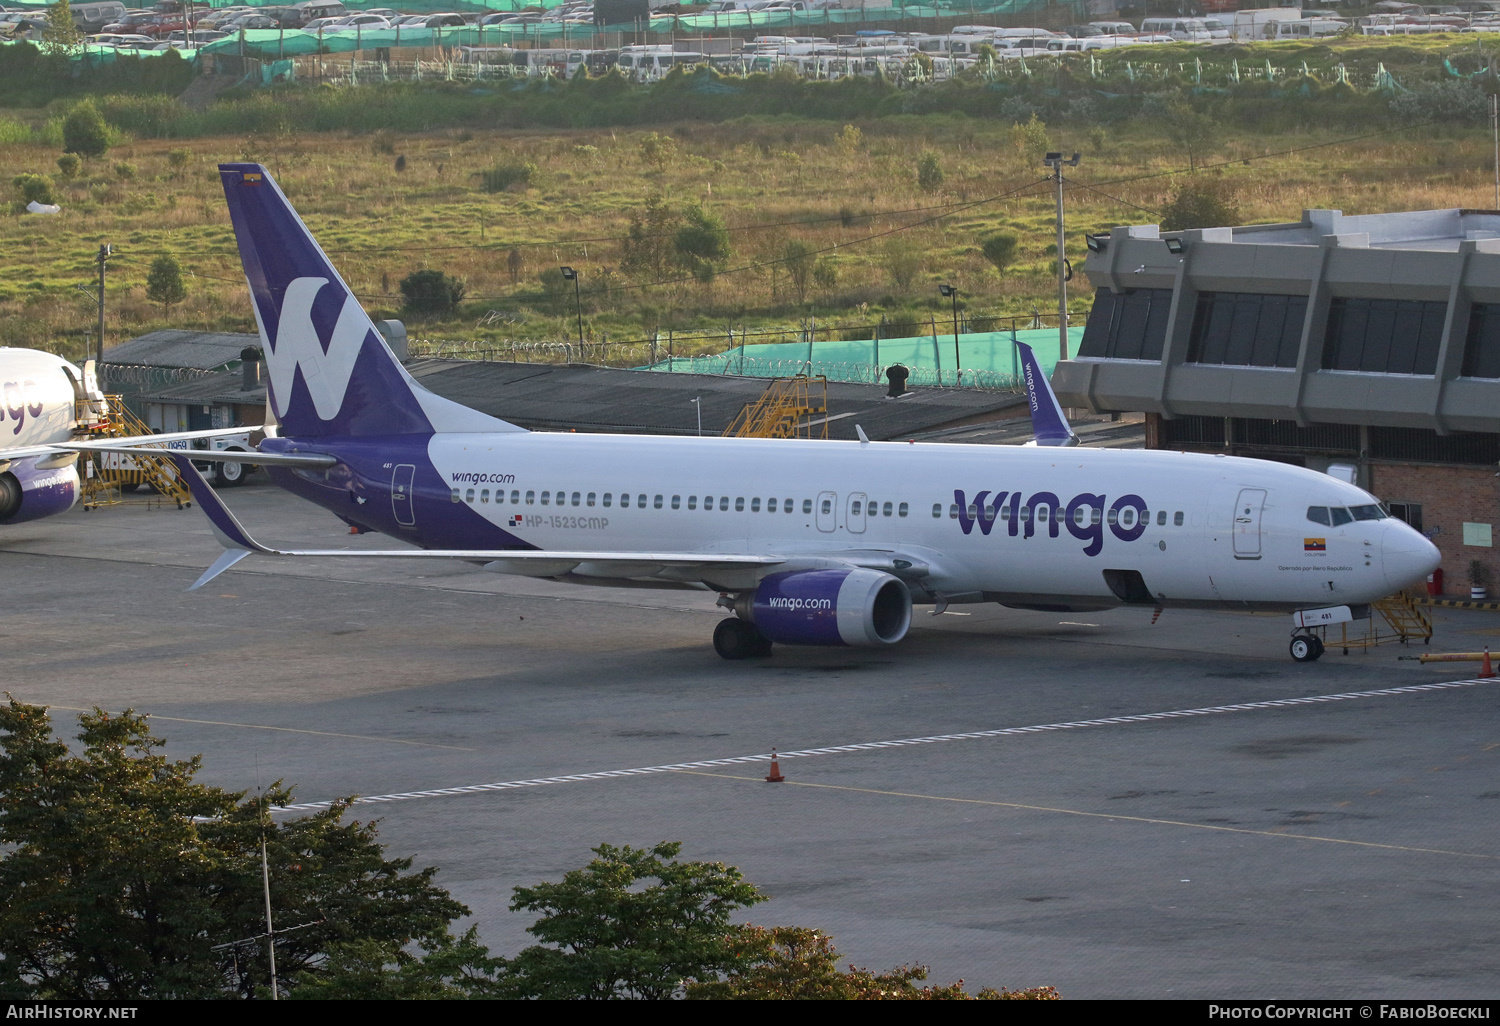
<box><xmin>1306</xmin><ymin>504</ymin><xmax>1386</xmax><ymax>526</ymax></box>
<box><xmin>936</xmin><ymin>502</ymin><xmax>1184</xmax><ymax>528</ymax></box>
<box><xmin>452</xmin><ymin>487</ymin><xmax>911</xmax><ymax>518</ymax></box>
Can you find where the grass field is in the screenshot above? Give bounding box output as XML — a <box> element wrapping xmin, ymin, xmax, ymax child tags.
<box><xmin>1</xmin><ymin>56</ymin><xmax>1497</xmax><ymax>362</ymax></box>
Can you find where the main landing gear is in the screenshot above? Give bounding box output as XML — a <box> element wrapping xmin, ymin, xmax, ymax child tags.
<box><xmin>1289</xmin><ymin>632</ymin><xmax>1325</xmax><ymax>663</ymax></box>
<box><xmin>713</xmin><ymin>617</ymin><xmax>773</xmax><ymax>660</ymax></box>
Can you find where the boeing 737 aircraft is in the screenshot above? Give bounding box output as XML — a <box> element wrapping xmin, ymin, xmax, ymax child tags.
<box><xmin>0</xmin><ymin>347</ymin><xmax>96</xmax><ymax>526</ymax></box>
<box><xmin>32</xmin><ymin>163</ymin><xmax>1442</xmax><ymax>662</ymax></box>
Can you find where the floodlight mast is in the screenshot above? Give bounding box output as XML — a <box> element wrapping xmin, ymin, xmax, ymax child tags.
<box><xmin>1042</xmin><ymin>152</ymin><xmax>1080</xmax><ymax>362</ymax></box>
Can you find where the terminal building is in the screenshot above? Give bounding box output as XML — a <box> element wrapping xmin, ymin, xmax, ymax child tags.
<box><xmin>1052</xmin><ymin>208</ymin><xmax>1500</xmax><ymax>597</ymax></box>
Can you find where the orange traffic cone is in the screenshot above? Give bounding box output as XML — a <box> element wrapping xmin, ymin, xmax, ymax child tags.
<box><xmin>1483</xmin><ymin>650</ymin><xmax>1493</xmax><ymax>678</ymax></box>
<box><xmin>765</xmin><ymin>748</ymin><xmax>785</xmax><ymax>783</ymax></box>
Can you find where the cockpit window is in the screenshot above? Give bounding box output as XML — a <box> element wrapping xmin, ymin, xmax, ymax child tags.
<box><xmin>1306</xmin><ymin>506</ymin><xmax>1331</xmax><ymax>526</ymax></box>
<box><xmin>1329</xmin><ymin>506</ymin><xmax>1353</xmax><ymax>526</ymax></box>
<box><xmin>1350</xmin><ymin>504</ymin><xmax>1386</xmax><ymax>521</ymax></box>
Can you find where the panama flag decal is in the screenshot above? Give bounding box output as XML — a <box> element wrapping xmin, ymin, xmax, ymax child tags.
<box><xmin>509</xmin><ymin>515</ymin><xmax>523</xmax><ymax>527</ymax></box>
<box><xmin>1305</xmin><ymin>538</ymin><xmax>1326</xmax><ymax>553</ymax></box>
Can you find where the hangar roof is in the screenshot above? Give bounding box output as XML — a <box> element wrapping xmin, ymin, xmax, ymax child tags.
<box><xmin>103</xmin><ymin>330</ymin><xmax>257</xmax><ymax>370</ymax></box>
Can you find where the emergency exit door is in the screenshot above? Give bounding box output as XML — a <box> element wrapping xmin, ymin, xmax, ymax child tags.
<box><xmin>392</xmin><ymin>464</ymin><xmax>416</xmax><ymax>527</ymax></box>
<box><xmin>1233</xmin><ymin>488</ymin><xmax>1266</xmax><ymax>560</ymax></box>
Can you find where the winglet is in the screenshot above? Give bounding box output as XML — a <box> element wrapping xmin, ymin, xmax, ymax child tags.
<box><xmin>166</xmin><ymin>454</ymin><xmax>273</xmax><ymax>582</ymax></box>
<box><xmin>1015</xmin><ymin>340</ymin><xmax>1078</xmax><ymax>447</ymax></box>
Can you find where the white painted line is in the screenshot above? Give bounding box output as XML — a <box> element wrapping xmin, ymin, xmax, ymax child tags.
<box><xmin>278</xmin><ymin>677</ymin><xmax>1496</xmax><ymax>812</ymax></box>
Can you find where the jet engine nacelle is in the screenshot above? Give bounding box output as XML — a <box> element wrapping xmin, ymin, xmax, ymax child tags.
<box><xmin>0</xmin><ymin>459</ymin><xmax>80</xmax><ymax>524</ymax></box>
<box><xmin>746</xmin><ymin>568</ymin><xmax>912</xmax><ymax>647</ymax></box>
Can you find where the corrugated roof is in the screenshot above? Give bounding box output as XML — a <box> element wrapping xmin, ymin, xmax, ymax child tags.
<box><xmin>104</xmin><ymin>330</ymin><xmax>258</xmax><ymax>370</ymax></box>
<box><xmin>141</xmin><ymin>367</ymin><xmax>267</xmax><ymax>406</ymax></box>
<box><xmin>406</xmin><ymin>360</ymin><xmax>1025</xmax><ymax>440</ymax></box>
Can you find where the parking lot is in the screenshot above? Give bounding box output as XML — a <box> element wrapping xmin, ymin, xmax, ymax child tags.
<box><xmin>4</xmin><ymin>480</ymin><xmax>1498</xmax><ymax>998</ymax></box>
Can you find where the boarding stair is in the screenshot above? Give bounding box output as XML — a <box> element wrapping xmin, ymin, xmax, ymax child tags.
<box><xmin>723</xmin><ymin>375</ymin><xmax>829</xmax><ymax>440</ymax></box>
<box><xmin>1322</xmin><ymin>589</ymin><xmax>1433</xmax><ymax>654</ymax></box>
<box><xmin>76</xmin><ymin>397</ymin><xmax>193</xmax><ymax>510</ymax></box>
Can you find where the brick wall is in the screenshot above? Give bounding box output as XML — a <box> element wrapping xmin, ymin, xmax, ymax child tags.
<box><xmin>1370</xmin><ymin>463</ymin><xmax>1500</xmax><ymax>596</ymax></box>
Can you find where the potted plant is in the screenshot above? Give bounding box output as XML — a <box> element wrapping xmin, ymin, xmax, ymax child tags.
<box><xmin>1468</xmin><ymin>559</ymin><xmax>1489</xmax><ymax>601</ymax></box>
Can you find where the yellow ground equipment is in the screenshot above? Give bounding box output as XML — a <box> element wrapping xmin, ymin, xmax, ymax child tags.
<box><xmin>1319</xmin><ymin>589</ymin><xmax>1433</xmax><ymax>655</ymax></box>
<box><xmin>76</xmin><ymin>397</ymin><xmax>193</xmax><ymax>511</ymax></box>
<box><xmin>723</xmin><ymin>375</ymin><xmax>829</xmax><ymax>440</ymax></box>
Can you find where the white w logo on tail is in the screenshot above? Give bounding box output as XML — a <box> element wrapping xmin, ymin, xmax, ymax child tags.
<box><xmin>265</xmin><ymin>277</ymin><xmax>369</xmax><ymax>422</ymax></box>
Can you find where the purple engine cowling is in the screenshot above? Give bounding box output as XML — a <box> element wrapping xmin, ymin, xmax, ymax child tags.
<box><xmin>747</xmin><ymin>569</ymin><xmax>912</xmax><ymax>647</ymax></box>
<box><xmin>0</xmin><ymin>458</ymin><xmax>80</xmax><ymax>525</ymax></box>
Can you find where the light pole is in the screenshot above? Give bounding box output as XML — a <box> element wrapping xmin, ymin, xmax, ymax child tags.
<box><xmin>559</xmin><ymin>266</ymin><xmax>583</xmax><ymax>348</ymax></box>
<box><xmin>938</xmin><ymin>283</ymin><xmax>960</xmax><ymax>386</ymax></box>
<box><xmin>1041</xmin><ymin>151</ymin><xmax>1080</xmax><ymax>362</ymax></box>
<box><xmin>690</xmin><ymin>397</ymin><xmax>702</xmax><ymax>436</ymax></box>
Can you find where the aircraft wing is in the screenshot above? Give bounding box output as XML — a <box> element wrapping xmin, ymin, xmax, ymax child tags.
<box><xmin>3</xmin><ymin>427</ymin><xmax>281</xmax><ymax>463</ymax></box>
<box><xmin>165</xmin><ymin>454</ymin><xmax>790</xmax><ymax>591</ymax></box>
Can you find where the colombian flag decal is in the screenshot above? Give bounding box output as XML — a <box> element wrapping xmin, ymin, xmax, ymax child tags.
<box><xmin>1305</xmin><ymin>538</ymin><xmax>1327</xmax><ymax>553</ymax></box>
<box><xmin>242</xmin><ymin>172</ymin><xmax>263</xmax><ymax>185</ymax></box>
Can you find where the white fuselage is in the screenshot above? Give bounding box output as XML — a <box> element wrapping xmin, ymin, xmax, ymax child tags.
<box><xmin>0</xmin><ymin>349</ymin><xmax>80</xmax><ymax>452</ymax></box>
<box><xmin>423</xmin><ymin>432</ymin><xmax>1437</xmax><ymax>611</ymax></box>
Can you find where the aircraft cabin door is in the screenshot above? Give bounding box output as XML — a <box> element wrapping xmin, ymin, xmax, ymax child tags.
<box><xmin>847</xmin><ymin>492</ymin><xmax>867</xmax><ymax>534</ymax></box>
<box><xmin>391</xmin><ymin>464</ymin><xmax>417</xmax><ymax>527</ymax></box>
<box><xmin>816</xmin><ymin>491</ymin><xmax>838</xmax><ymax>533</ymax></box>
<box><xmin>1232</xmin><ymin>487</ymin><xmax>1266</xmax><ymax>560</ymax></box>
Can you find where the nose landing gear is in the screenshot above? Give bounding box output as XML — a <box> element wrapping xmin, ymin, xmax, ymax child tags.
<box><xmin>1289</xmin><ymin>632</ymin><xmax>1325</xmax><ymax>662</ymax></box>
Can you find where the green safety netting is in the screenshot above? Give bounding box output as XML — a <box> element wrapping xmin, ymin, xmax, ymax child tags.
<box><xmin>638</xmin><ymin>326</ymin><xmax>1080</xmax><ymax>390</ymax></box>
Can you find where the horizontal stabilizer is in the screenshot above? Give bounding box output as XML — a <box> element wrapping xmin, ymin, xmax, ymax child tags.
<box><xmin>166</xmin><ymin>454</ymin><xmax>786</xmax><ymax>589</ymax></box>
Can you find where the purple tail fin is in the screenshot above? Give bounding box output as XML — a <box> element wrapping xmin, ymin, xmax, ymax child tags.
<box><xmin>219</xmin><ymin>163</ymin><xmax>521</xmax><ymax>439</ymax></box>
<box><xmin>1015</xmin><ymin>340</ymin><xmax>1078</xmax><ymax>448</ymax></box>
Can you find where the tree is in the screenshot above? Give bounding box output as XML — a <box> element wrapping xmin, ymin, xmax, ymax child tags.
<box><xmin>494</xmin><ymin>841</ymin><xmax>767</xmax><ymax>999</ymax></box>
<box><xmin>1009</xmin><ymin>113</ymin><xmax>1049</xmax><ymax>166</ymax></box>
<box><xmin>980</xmin><ymin>230</ymin><xmax>1020</xmax><ymax>278</ymax></box>
<box><xmin>62</xmin><ymin>100</ymin><xmax>109</xmax><ymax>159</ymax></box>
<box><xmin>782</xmin><ymin>239</ymin><xmax>816</xmax><ymax>302</ymax></box>
<box><xmin>145</xmin><ymin>254</ymin><xmax>187</xmax><ymax>316</ymax></box>
<box><xmin>1159</xmin><ymin>181</ymin><xmax>1241</xmax><ymax>232</ymax></box>
<box><xmin>880</xmin><ymin>237</ymin><xmax>924</xmax><ymax>294</ymax></box>
<box><xmin>399</xmin><ymin>268</ymin><xmax>465</xmax><ymax>320</ymax></box>
<box><xmin>916</xmin><ymin>151</ymin><xmax>944</xmax><ymax>193</ymax></box>
<box><xmin>41</xmin><ymin>0</ymin><xmax>81</xmax><ymax>55</ymax></box>
<box><xmin>620</xmin><ymin>195</ymin><xmax>681</xmax><ymax>280</ymax></box>
<box><xmin>55</xmin><ymin>153</ymin><xmax>80</xmax><ymax>179</ymax></box>
<box><xmin>685</xmin><ymin>925</ymin><xmax>1061</xmax><ymax>1000</ymax></box>
<box><xmin>0</xmin><ymin>697</ymin><xmax>470</xmax><ymax>999</ymax></box>
<box><xmin>1161</xmin><ymin>101</ymin><xmax>1219</xmax><ymax>173</ymax></box>
<box><xmin>673</xmin><ymin>205</ymin><xmax>731</xmax><ymax>284</ymax></box>
<box><xmin>291</xmin><ymin>929</ymin><xmax>503</xmax><ymax>999</ymax></box>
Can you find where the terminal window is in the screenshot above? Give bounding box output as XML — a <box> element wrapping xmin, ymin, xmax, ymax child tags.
<box><xmin>1187</xmin><ymin>292</ymin><xmax>1306</xmax><ymax>368</ymax></box>
<box><xmin>1462</xmin><ymin>303</ymin><xmax>1500</xmax><ymax>378</ymax></box>
<box><xmin>1322</xmin><ymin>297</ymin><xmax>1443</xmax><ymax>375</ymax></box>
<box><xmin>1078</xmin><ymin>287</ymin><xmax>1173</xmax><ymax>361</ymax></box>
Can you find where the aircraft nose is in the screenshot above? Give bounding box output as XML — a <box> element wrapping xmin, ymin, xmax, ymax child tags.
<box><xmin>1383</xmin><ymin>521</ymin><xmax>1441</xmax><ymax>594</ymax></box>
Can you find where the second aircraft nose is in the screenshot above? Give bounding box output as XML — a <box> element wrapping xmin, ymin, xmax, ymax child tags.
<box><xmin>1383</xmin><ymin>521</ymin><xmax>1442</xmax><ymax>594</ymax></box>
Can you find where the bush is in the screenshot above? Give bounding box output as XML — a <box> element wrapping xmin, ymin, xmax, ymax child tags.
<box><xmin>113</xmin><ymin>162</ymin><xmax>136</xmax><ymax>181</ymax></box>
<box><xmin>166</xmin><ymin>148</ymin><xmax>190</xmax><ymax>170</ymax></box>
<box><xmin>55</xmin><ymin>153</ymin><xmax>80</xmax><ymax>179</ymax></box>
<box><xmin>1160</xmin><ymin>181</ymin><xmax>1241</xmax><ymax>231</ymax></box>
<box><xmin>1390</xmin><ymin>80</ymin><xmax>1489</xmax><ymax>125</ymax></box>
<box><xmin>62</xmin><ymin>100</ymin><xmax>108</xmax><ymax>158</ymax></box>
<box><xmin>880</xmin><ymin>238</ymin><xmax>924</xmax><ymax>294</ymax></box>
<box><xmin>674</xmin><ymin>204</ymin><xmax>731</xmax><ymax>283</ymax></box>
<box><xmin>782</xmin><ymin>239</ymin><xmax>816</xmax><ymax>301</ymax></box>
<box><xmin>915</xmin><ymin>151</ymin><xmax>944</xmax><ymax>193</ymax></box>
<box><xmin>11</xmin><ymin>173</ymin><xmax>55</xmax><ymax>206</ymax></box>
<box><xmin>980</xmin><ymin>231</ymin><xmax>1020</xmax><ymax>278</ymax></box>
<box><xmin>477</xmin><ymin>161</ymin><xmax>537</xmax><ymax>193</ymax></box>
<box><xmin>399</xmin><ymin>269</ymin><xmax>465</xmax><ymax>320</ymax></box>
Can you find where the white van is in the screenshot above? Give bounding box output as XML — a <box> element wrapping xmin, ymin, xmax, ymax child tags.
<box><xmin>1140</xmin><ymin>16</ymin><xmax>1212</xmax><ymax>40</ymax></box>
<box><xmin>1270</xmin><ymin>17</ymin><xmax>1347</xmax><ymax>38</ymax></box>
